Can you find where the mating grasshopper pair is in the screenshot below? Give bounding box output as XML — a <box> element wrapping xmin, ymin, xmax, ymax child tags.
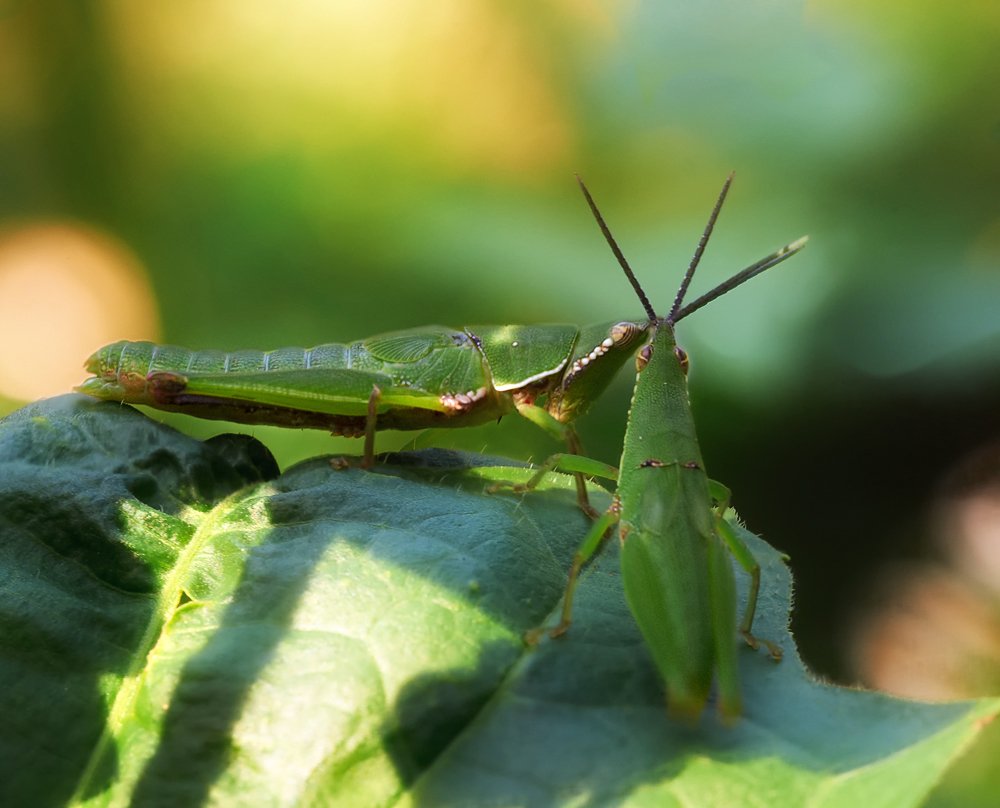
<box><xmin>78</xmin><ymin>175</ymin><xmax>806</xmax><ymax>720</ymax></box>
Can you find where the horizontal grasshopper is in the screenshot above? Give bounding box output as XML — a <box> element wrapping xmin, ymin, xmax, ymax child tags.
<box><xmin>78</xmin><ymin>325</ymin><xmax>646</xmax><ymax>513</ymax></box>
<box><xmin>77</xmin><ymin>213</ymin><xmax>657</xmax><ymax>509</ymax></box>
<box><xmin>78</xmin><ymin>175</ymin><xmax>806</xmax><ymax>719</ymax></box>
<box><xmin>77</xmin><ymin>321</ymin><xmax>646</xmax><ymax>463</ymax></box>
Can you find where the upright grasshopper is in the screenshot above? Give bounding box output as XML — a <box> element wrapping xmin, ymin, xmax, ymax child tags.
<box><xmin>78</xmin><ymin>175</ymin><xmax>806</xmax><ymax>719</ymax></box>
<box><xmin>504</xmin><ymin>175</ymin><xmax>804</xmax><ymax>720</ymax></box>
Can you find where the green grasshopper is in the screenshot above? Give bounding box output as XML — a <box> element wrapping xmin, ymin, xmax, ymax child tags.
<box><xmin>77</xmin><ymin>261</ymin><xmax>659</xmax><ymax>514</ymax></box>
<box><xmin>498</xmin><ymin>175</ymin><xmax>805</xmax><ymax>720</ymax></box>
<box><xmin>78</xmin><ymin>176</ymin><xmax>805</xmax><ymax>719</ymax></box>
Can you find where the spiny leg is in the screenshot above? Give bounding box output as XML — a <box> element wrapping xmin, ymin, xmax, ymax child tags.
<box><xmin>487</xmin><ymin>452</ymin><xmax>617</xmax><ymax>515</ymax></box>
<box><xmin>565</xmin><ymin>427</ymin><xmax>599</xmax><ymax>517</ymax></box>
<box><xmin>501</xmin><ymin>402</ymin><xmax>617</xmax><ymax>519</ymax></box>
<box><xmin>495</xmin><ymin>401</ymin><xmax>617</xmax><ymax>518</ymax></box>
<box><xmin>709</xmin><ymin>480</ymin><xmax>782</xmax><ymax>661</ymax></box>
<box><xmin>525</xmin><ymin>502</ymin><xmax>621</xmax><ymax>644</ymax></box>
<box><xmin>361</xmin><ymin>385</ymin><xmax>382</xmax><ymax>470</ymax></box>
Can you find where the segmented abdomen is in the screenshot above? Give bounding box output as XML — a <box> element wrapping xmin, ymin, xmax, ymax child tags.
<box><xmin>79</xmin><ymin>340</ymin><xmax>364</xmax><ymax>402</ymax></box>
<box><xmin>88</xmin><ymin>340</ymin><xmax>359</xmax><ymax>377</ymax></box>
<box><xmin>103</xmin><ymin>342</ymin><xmax>356</xmax><ymax>377</ymax></box>
<box><xmin>78</xmin><ymin>328</ymin><xmax>478</xmax><ymax>402</ymax></box>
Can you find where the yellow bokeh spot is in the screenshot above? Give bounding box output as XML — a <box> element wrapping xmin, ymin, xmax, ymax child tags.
<box><xmin>108</xmin><ymin>1</ymin><xmax>610</xmax><ymax>177</ymax></box>
<box><xmin>0</xmin><ymin>224</ymin><xmax>160</xmax><ymax>402</ymax></box>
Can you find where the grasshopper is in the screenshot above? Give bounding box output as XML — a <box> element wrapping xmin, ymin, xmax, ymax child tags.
<box><xmin>77</xmin><ymin>256</ymin><xmax>661</xmax><ymax>513</ymax></box>
<box><xmin>78</xmin><ymin>176</ymin><xmax>805</xmax><ymax>719</ymax></box>
<box><xmin>498</xmin><ymin>175</ymin><xmax>805</xmax><ymax>720</ymax></box>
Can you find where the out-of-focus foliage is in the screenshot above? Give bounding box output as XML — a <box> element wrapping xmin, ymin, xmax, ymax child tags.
<box><xmin>1</xmin><ymin>1</ymin><xmax>998</xmax><ymax>801</ymax></box>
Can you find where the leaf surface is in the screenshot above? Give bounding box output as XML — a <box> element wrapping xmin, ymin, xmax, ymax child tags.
<box><xmin>1</xmin><ymin>396</ymin><xmax>995</xmax><ymax>807</ymax></box>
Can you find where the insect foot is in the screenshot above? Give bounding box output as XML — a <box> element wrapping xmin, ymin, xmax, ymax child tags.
<box><xmin>523</xmin><ymin>626</ymin><xmax>547</xmax><ymax>647</ymax></box>
<box><xmin>485</xmin><ymin>480</ymin><xmax>529</xmax><ymax>495</ymax></box>
<box><xmin>522</xmin><ymin>619</ymin><xmax>573</xmax><ymax>648</ymax></box>
<box><xmin>740</xmin><ymin>629</ymin><xmax>783</xmax><ymax>662</ymax></box>
<box><xmin>439</xmin><ymin>387</ymin><xmax>488</xmax><ymax>413</ymax></box>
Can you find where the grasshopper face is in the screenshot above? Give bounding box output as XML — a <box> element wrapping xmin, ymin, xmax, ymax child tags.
<box><xmin>546</xmin><ymin>319</ymin><xmax>649</xmax><ymax>422</ymax></box>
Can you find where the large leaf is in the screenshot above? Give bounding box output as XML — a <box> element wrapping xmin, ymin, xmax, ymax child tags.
<box><xmin>1</xmin><ymin>396</ymin><xmax>996</xmax><ymax>807</ymax></box>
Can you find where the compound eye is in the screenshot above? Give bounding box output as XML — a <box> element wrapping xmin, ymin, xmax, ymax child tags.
<box><xmin>636</xmin><ymin>343</ymin><xmax>654</xmax><ymax>371</ymax></box>
<box><xmin>674</xmin><ymin>345</ymin><xmax>689</xmax><ymax>375</ymax></box>
<box><xmin>609</xmin><ymin>321</ymin><xmax>643</xmax><ymax>346</ymax></box>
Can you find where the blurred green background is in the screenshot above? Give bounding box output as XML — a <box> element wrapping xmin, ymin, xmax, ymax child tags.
<box><xmin>1</xmin><ymin>1</ymin><xmax>998</xmax><ymax>801</ymax></box>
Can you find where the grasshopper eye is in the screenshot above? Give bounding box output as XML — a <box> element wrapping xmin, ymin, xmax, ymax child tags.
<box><xmin>637</xmin><ymin>343</ymin><xmax>653</xmax><ymax>371</ymax></box>
<box><xmin>674</xmin><ymin>346</ymin><xmax>689</xmax><ymax>375</ymax></box>
<box><xmin>610</xmin><ymin>322</ymin><xmax>643</xmax><ymax>346</ymax></box>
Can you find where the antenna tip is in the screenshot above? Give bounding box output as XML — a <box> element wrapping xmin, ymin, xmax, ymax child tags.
<box><xmin>784</xmin><ymin>235</ymin><xmax>810</xmax><ymax>254</ymax></box>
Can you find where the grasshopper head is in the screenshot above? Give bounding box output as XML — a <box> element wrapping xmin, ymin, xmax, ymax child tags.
<box><xmin>547</xmin><ymin>319</ymin><xmax>649</xmax><ymax>421</ymax></box>
<box><xmin>633</xmin><ymin>324</ymin><xmax>689</xmax><ymax>377</ymax></box>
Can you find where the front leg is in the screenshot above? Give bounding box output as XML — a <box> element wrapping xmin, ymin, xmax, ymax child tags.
<box><xmin>526</xmin><ymin>501</ymin><xmax>621</xmax><ymax>643</ymax></box>
<box><xmin>507</xmin><ymin>402</ymin><xmax>615</xmax><ymax>517</ymax></box>
<box><xmin>486</xmin><ymin>449</ymin><xmax>617</xmax><ymax>519</ymax></box>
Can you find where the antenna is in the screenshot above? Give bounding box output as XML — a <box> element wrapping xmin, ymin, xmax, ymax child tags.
<box><xmin>666</xmin><ymin>172</ymin><xmax>733</xmax><ymax>323</ymax></box>
<box><xmin>577</xmin><ymin>175</ymin><xmax>658</xmax><ymax>323</ymax></box>
<box><xmin>579</xmin><ymin>173</ymin><xmax>808</xmax><ymax>327</ymax></box>
<box><xmin>671</xmin><ymin>236</ymin><xmax>809</xmax><ymax>323</ymax></box>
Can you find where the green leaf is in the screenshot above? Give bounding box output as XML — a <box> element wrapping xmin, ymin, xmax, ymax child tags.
<box><xmin>1</xmin><ymin>396</ymin><xmax>996</xmax><ymax>807</ymax></box>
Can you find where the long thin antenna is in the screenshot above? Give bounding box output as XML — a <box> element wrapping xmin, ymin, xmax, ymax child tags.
<box><xmin>672</xmin><ymin>236</ymin><xmax>809</xmax><ymax>323</ymax></box>
<box><xmin>577</xmin><ymin>175</ymin><xmax>658</xmax><ymax>323</ymax></box>
<box><xmin>666</xmin><ymin>172</ymin><xmax>734</xmax><ymax>323</ymax></box>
